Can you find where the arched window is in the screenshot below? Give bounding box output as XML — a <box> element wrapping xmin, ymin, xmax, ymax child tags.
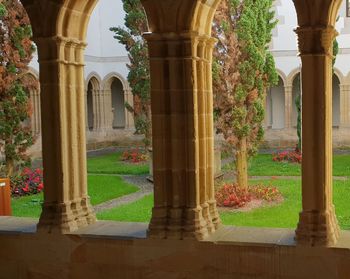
<box><xmin>266</xmin><ymin>76</ymin><xmax>285</xmax><ymax>129</ymax></box>
<box><xmin>87</xmin><ymin>80</ymin><xmax>94</xmax><ymax>131</ymax></box>
<box><xmin>111</xmin><ymin>78</ymin><xmax>126</xmax><ymax>129</ymax></box>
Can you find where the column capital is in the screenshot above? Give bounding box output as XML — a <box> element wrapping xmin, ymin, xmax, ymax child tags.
<box><xmin>295</xmin><ymin>26</ymin><xmax>337</xmax><ymax>57</ymax></box>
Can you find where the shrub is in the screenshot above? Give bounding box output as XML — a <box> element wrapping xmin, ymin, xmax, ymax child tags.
<box><xmin>10</xmin><ymin>167</ymin><xmax>44</xmax><ymax>197</ymax></box>
<box><xmin>121</xmin><ymin>149</ymin><xmax>148</xmax><ymax>163</ymax></box>
<box><xmin>249</xmin><ymin>184</ymin><xmax>281</xmax><ymax>202</ymax></box>
<box><xmin>215</xmin><ymin>183</ymin><xmax>282</xmax><ymax>208</ymax></box>
<box><xmin>272</xmin><ymin>150</ymin><xmax>302</xmax><ymax>164</ymax></box>
<box><xmin>215</xmin><ymin>183</ymin><xmax>251</xmax><ymax>208</ymax></box>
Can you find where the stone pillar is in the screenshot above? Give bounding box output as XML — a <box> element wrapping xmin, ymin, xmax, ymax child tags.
<box><xmin>124</xmin><ymin>87</ymin><xmax>135</xmax><ymax>129</ymax></box>
<box><xmin>284</xmin><ymin>85</ymin><xmax>293</xmax><ymax>129</ymax></box>
<box><xmin>84</xmin><ymin>90</ymin><xmax>89</xmax><ymax>131</ymax></box>
<box><xmin>35</xmin><ymin>36</ymin><xmax>96</xmax><ymax>233</ymax></box>
<box><xmin>30</xmin><ymin>88</ymin><xmax>41</xmax><ymax>135</ymax></box>
<box><xmin>102</xmin><ymin>88</ymin><xmax>113</xmax><ymax>130</ymax></box>
<box><xmin>340</xmin><ymin>84</ymin><xmax>350</xmax><ymax>127</ymax></box>
<box><xmin>92</xmin><ymin>88</ymin><xmax>104</xmax><ymax>131</ymax></box>
<box><xmin>145</xmin><ymin>32</ymin><xmax>220</xmax><ymax>240</ymax></box>
<box><xmin>294</xmin><ymin>25</ymin><xmax>340</xmax><ymax>246</ymax></box>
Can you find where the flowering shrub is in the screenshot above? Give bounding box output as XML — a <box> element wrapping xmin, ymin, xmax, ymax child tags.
<box><xmin>215</xmin><ymin>183</ymin><xmax>282</xmax><ymax>208</ymax></box>
<box><xmin>10</xmin><ymin>167</ymin><xmax>44</xmax><ymax>197</ymax></box>
<box><xmin>121</xmin><ymin>149</ymin><xmax>148</xmax><ymax>163</ymax></box>
<box><xmin>272</xmin><ymin>150</ymin><xmax>302</xmax><ymax>164</ymax></box>
<box><xmin>215</xmin><ymin>184</ymin><xmax>251</xmax><ymax>208</ymax></box>
<box><xmin>249</xmin><ymin>185</ymin><xmax>281</xmax><ymax>202</ymax></box>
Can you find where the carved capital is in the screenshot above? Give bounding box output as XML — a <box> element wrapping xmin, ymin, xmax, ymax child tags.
<box><xmin>295</xmin><ymin>26</ymin><xmax>338</xmax><ymax>57</ymax></box>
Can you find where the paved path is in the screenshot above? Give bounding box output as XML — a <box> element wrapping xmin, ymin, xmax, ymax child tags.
<box><xmin>93</xmin><ymin>174</ymin><xmax>153</xmax><ymax>213</ymax></box>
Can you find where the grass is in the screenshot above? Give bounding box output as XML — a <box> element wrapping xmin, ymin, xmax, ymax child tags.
<box><xmin>97</xmin><ymin>194</ymin><xmax>153</xmax><ymax>222</ymax></box>
<box><xmin>87</xmin><ymin>152</ymin><xmax>149</xmax><ymax>175</ymax></box>
<box><xmin>11</xmin><ymin>175</ymin><xmax>138</xmax><ymax>218</ymax></box>
<box><xmin>96</xmin><ymin>179</ymin><xmax>350</xmax><ymax>230</ymax></box>
<box><xmin>223</xmin><ymin>154</ymin><xmax>350</xmax><ymax>177</ymax></box>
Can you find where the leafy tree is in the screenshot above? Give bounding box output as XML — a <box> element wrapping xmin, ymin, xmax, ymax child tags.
<box><xmin>213</xmin><ymin>0</ymin><xmax>278</xmax><ymax>189</ymax></box>
<box><xmin>110</xmin><ymin>0</ymin><xmax>151</xmax><ymax>148</ymax></box>
<box><xmin>0</xmin><ymin>0</ymin><xmax>37</xmax><ymax>176</ymax></box>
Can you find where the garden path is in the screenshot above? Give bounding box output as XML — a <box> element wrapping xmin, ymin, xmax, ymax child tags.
<box><xmin>93</xmin><ymin>174</ymin><xmax>153</xmax><ymax>213</ymax></box>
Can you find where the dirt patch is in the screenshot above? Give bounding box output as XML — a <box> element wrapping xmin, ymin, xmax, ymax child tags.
<box><xmin>218</xmin><ymin>196</ymin><xmax>284</xmax><ymax>213</ymax></box>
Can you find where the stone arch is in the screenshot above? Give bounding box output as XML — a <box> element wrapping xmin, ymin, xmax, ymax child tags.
<box><xmin>333</xmin><ymin>68</ymin><xmax>344</xmax><ymax>85</ymax></box>
<box><xmin>142</xmin><ymin>0</ymin><xmax>221</xmax><ymax>36</ymax></box>
<box><xmin>86</xmin><ymin>76</ymin><xmax>100</xmax><ymax>131</ymax></box>
<box><xmin>23</xmin><ymin>69</ymin><xmax>41</xmax><ymax>136</ymax></box>
<box><xmin>287</xmin><ymin>67</ymin><xmax>301</xmax><ymax>87</ymax></box>
<box><xmin>102</xmin><ymin>73</ymin><xmax>129</xmax><ymax>130</ymax></box>
<box><xmin>85</xmin><ymin>72</ymin><xmax>102</xmax><ymax>90</ymax></box>
<box><xmin>275</xmin><ymin>68</ymin><xmax>287</xmax><ymax>87</ymax></box>
<box><xmin>333</xmin><ymin>73</ymin><xmax>341</xmax><ymax>127</ymax></box>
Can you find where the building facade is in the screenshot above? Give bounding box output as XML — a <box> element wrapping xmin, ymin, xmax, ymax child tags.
<box><xmin>266</xmin><ymin>0</ymin><xmax>350</xmax><ymax>148</ymax></box>
<box><xmin>25</xmin><ymin>0</ymin><xmax>350</xmax><ymax>156</ymax></box>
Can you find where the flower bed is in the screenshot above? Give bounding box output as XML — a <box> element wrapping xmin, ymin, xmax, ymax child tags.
<box><xmin>10</xmin><ymin>167</ymin><xmax>44</xmax><ymax>197</ymax></box>
<box><xmin>121</xmin><ymin>149</ymin><xmax>148</xmax><ymax>164</ymax></box>
<box><xmin>215</xmin><ymin>183</ymin><xmax>281</xmax><ymax>208</ymax></box>
<box><xmin>272</xmin><ymin>150</ymin><xmax>302</xmax><ymax>164</ymax></box>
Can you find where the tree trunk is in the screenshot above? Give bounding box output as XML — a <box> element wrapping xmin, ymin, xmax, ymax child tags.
<box><xmin>235</xmin><ymin>137</ymin><xmax>248</xmax><ymax>190</ymax></box>
<box><xmin>5</xmin><ymin>157</ymin><xmax>14</xmax><ymax>177</ymax></box>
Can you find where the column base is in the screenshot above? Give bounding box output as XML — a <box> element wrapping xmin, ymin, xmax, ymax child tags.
<box><xmin>295</xmin><ymin>208</ymin><xmax>340</xmax><ymax>246</ymax></box>
<box><xmin>208</xmin><ymin>199</ymin><xmax>221</xmax><ymax>230</ymax></box>
<box><xmin>37</xmin><ymin>196</ymin><xmax>96</xmax><ymax>234</ymax></box>
<box><xmin>147</xmin><ymin>206</ymin><xmax>168</xmax><ymax>239</ymax></box>
<box><xmin>182</xmin><ymin>206</ymin><xmax>209</xmax><ymax>240</ymax></box>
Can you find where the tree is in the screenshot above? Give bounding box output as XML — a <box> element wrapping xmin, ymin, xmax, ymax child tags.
<box><xmin>110</xmin><ymin>0</ymin><xmax>151</xmax><ymax>148</ymax></box>
<box><xmin>0</xmin><ymin>0</ymin><xmax>38</xmax><ymax>177</ymax></box>
<box><xmin>212</xmin><ymin>0</ymin><xmax>278</xmax><ymax>189</ymax></box>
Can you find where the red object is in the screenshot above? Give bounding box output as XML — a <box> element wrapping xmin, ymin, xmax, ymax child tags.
<box><xmin>0</xmin><ymin>178</ymin><xmax>12</xmax><ymax>216</ymax></box>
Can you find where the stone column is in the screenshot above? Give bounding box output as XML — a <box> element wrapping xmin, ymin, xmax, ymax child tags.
<box><xmin>294</xmin><ymin>26</ymin><xmax>340</xmax><ymax>246</ymax></box>
<box><xmin>284</xmin><ymin>85</ymin><xmax>293</xmax><ymax>129</ymax></box>
<box><xmin>92</xmin><ymin>88</ymin><xmax>104</xmax><ymax>131</ymax></box>
<box><xmin>145</xmin><ymin>32</ymin><xmax>220</xmax><ymax>240</ymax></box>
<box><xmin>35</xmin><ymin>36</ymin><xmax>96</xmax><ymax>233</ymax></box>
<box><xmin>30</xmin><ymin>88</ymin><xmax>41</xmax><ymax>135</ymax></box>
<box><xmin>124</xmin><ymin>87</ymin><xmax>135</xmax><ymax>129</ymax></box>
<box><xmin>102</xmin><ymin>88</ymin><xmax>113</xmax><ymax>130</ymax></box>
<box><xmin>340</xmin><ymin>84</ymin><xmax>350</xmax><ymax>127</ymax></box>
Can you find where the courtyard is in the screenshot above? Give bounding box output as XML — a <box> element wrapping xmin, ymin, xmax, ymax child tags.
<box><xmin>11</xmin><ymin>148</ymin><xmax>350</xmax><ymax>230</ymax></box>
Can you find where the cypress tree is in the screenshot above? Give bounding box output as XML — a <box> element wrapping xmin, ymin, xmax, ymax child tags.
<box><xmin>213</xmin><ymin>0</ymin><xmax>278</xmax><ymax>189</ymax></box>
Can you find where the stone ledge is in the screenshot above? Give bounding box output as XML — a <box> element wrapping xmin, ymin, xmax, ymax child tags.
<box><xmin>2</xmin><ymin>216</ymin><xmax>350</xmax><ymax>249</ymax></box>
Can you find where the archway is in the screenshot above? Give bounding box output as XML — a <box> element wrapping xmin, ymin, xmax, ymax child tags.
<box><xmin>266</xmin><ymin>76</ymin><xmax>285</xmax><ymax>129</ymax></box>
<box><xmin>111</xmin><ymin>78</ymin><xmax>126</xmax><ymax>129</ymax></box>
<box><xmin>87</xmin><ymin>80</ymin><xmax>94</xmax><ymax>131</ymax></box>
<box><xmin>292</xmin><ymin>72</ymin><xmax>301</xmax><ymax>128</ymax></box>
<box><xmin>333</xmin><ymin>74</ymin><xmax>340</xmax><ymax>127</ymax></box>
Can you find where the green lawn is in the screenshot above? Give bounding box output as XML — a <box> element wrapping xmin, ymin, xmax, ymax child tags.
<box><xmin>11</xmin><ymin>175</ymin><xmax>138</xmax><ymax>218</ymax></box>
<box><xmin>96</xmin><ymin>179</ymin><xmax>350</xmax><ymax>230</ymax></box>
<box><xmin>222</xmin><ymin>154</ymin><xmax>350</xmax><ymax>177</ymax></box>
<box><xmin>87</xmin><ymin>152</ymin><xmax>149</xmax><ymax>175</ymax></box>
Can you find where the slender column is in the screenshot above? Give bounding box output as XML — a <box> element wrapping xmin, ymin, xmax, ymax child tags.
<box><xmin>284</xmin><ymin>85</ymin><xmax>293</xmax><ymax>129</ymax></box>
<box><xmin>295</xmin><ymin>26</ymin><xmax>340</xmax><ymax>246</ymax></box>
<box><xmin>102</xmin><ymin>88</ymin><xmax>113</xmax><ymax>130</ymax></box>
<box><xmin>340</xmin><ymin>84</ymin><xmax>350</xmax><ymax>127</ymax></box>
<box><xmin>84</xmin><ymin>89</ymin><xmax>89</xmax><ymax>131</ymax></box>
<box><xmin>204</xmin><ymin>38</ymin><xmax>220</xmax><ymax>229</ymax></box>
<box><xmin>145</xmin><ymin>32</ymin><xmax>220</xmax><ymax>240</ymax></box>
<box><xmin>124</xmin><ymin>88</ymin><xmax>135</xmax><ymax>129</ymax></box>
<box><xmin>30</xmin><ymin>89</ymin><xmax>41</xmax><ymax>135</ymax></box>
<box><xmin>35</xmin><ymin>36</ymin><xmax>96</xmax><ymax>233</ymax></box>
<box><xmin>92</xmin><ymin>88</ymin><xmax>103</xmax><ymax>131</ymax></box>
